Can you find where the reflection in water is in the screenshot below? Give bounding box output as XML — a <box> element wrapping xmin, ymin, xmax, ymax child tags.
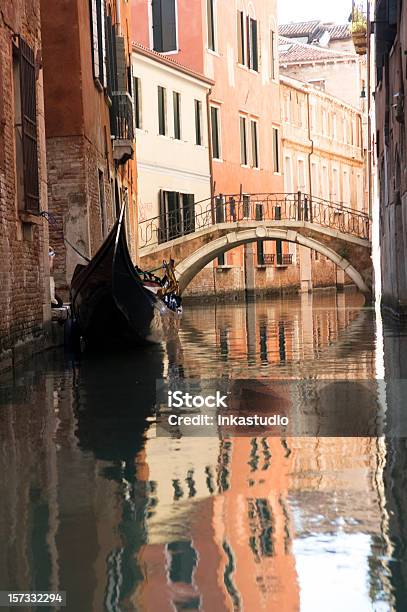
<box><xmin>0</xmin><ymin>291</ymin><xmax>407</xmax><ymax>610</ymax></box>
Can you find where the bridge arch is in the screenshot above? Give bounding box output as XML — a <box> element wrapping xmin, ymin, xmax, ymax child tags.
<box><xmin>175</xmin><ymin>227</ymin><xmax>370</xmax><ymax>294</ymax></box>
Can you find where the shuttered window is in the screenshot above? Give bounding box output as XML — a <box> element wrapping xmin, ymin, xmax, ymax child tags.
<box><xmin>237</xmin><ymin>11</ymin><xmax>245</xmax><ymax>64</ymax></box>
<box><xmin>173</xmin><ymin>92</ymin><xmax>181</xmax><ymax>140</ymax></box>
<box><xmin>251</xmin><ymin>120</ymin><xmax>259</xmax><ymax>168</ymax></box>
<box><xmin>272</xmin><ymin>127</ymin><xmax>280</xmax><ymax>173</ymax></box>
<box><xmin>90</xmin><ymin>0</ymin><xmax>107</xmax><ymax>87</ymax></box>
<box><xmin>152</xmin><ymin>0</ymin><xmax>177</xmax><ymax>53</ymax></box>
<box><xmin>18</xmin><ymin>38</ymin><xmax>39</xmax><ymax>213</ymax></box>
<box><xmin>158</xmin><ymin>86</ymin><xmax>167</xmax><ymax>135</ymax></box>
<box><xmin>159</xmin><ymin>191</ymin><xmax>195</xmax><ymax>242</ymax></box>
<box><xmin>248</xmin><ymin>17</ymin><xmax>258</xmax><ymax>71</ymax></box>
<box><xmin>207</xmin><ymin>0</ymin><xmax>216</xmax><ymax>51</ymax></box>
<box><xmin>195</xmin><ymin>100</ymin><xmax>202</xmax><ymax>145</ymax></box>
<box><xmin>134</xmin><ymin>77</ymin><xmax>142</xmax><ymax>129</ymax></box>
<box><xmin>240</xmin><ymin>116</ymin><xmax>248</xmax><ymax>166</ymax></box>
<box><xmin>270</xmin><ymin>30</ymin><xmax>277</xmax><ymax>79</ymax></box>
<box><xmin>210</xmin><ymin>106</ymin><xmax>221</xmax><ymax>159</ymax></box>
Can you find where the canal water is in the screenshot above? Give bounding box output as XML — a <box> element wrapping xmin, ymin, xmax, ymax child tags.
<box><xmin>1</xmin><ymin>290</ymin><xmax>407</xmax><ymax>612</ymax></box>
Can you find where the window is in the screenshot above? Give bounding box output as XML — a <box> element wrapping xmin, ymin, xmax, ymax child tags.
<box><xmin>207</xmin><ymin>0</ymin><xmax>216</xmax><ymax>51</ymax></box>
<box><xmin>247</xmin><ymin>17</ymin><xmax>259</xmax><ymax>71</ymax></box>
<box><xmin>159</xmin><ymin>190</ymin><xmax>195</xmax><ymax>242</ymax></box>
<box><xmin>173</xmin><ymin>92</ymin><xmax>181</xmax><ymax>140</ymax></box>
<box><xmin>152</xmin><ymin>0</ymin><xmax>177</xmax><ymax>53</ymax></box>
<box><xmin>211</xmin><ymin>106</ymin><xmax>221</xmax><ymax>159</ymax></box>
<box><xmin>243</xmin><ymin>194</ymin><xmax>250</xmax><ymax>218</ymax></box>
<box><xmin>195</xmin><ymin>100</ymin><xmax>202</xmax><ymax>145</ymax></box>
<box><xmin>270</xmin><ymin>30</ymin><xmax>277</xmax><ymax>79</ymax></box>
<box><xmin>298</xmin><ymin>159</ymin><xmax>306</xmax><ymax>191</ymax></box>
<box><xmin>332</xmin><ymin>113</ymin><xmax>337</xmax><ymax>140</ymax></box>
<box><xmin>13</xmin><ymin>38</ymin><xmax>39</xmax><ymax>213</ymax></box>
<box><xmin>251</xmin><ymin>120</ymin><xmax>259</xmax><ymax>168</ymax></box>
<box><xmin>237</xmin><ymin>11</ymin><xmax>245</xmax><ymax>65</ymax></box>
<box><xmin>272</xmin><ymin>127</ymin><xmax>280</xmax><ymax>173</ymax></box>
<box><xmin>257</xmin><ymin>240</ymin><xmax>265</xmax><ymax>265</ymax></box>
<box><xmin>158</xmin><ymin>86</ymin><xmax>167</xmax><ymax>135</ymax></box>
<box><xmin>240</xmin><ymin>116</ymin><xmax>248</xmax><ymax>165</ymax></box>
<box><xmin>90</xmin><ymin>0</ymin><xmax>107</xmax><ymax>87</ymax></box>
<box><xmin>134</xmin><ymin>77</ymin><xmax>142</xmax><ymax>129</ymax></box>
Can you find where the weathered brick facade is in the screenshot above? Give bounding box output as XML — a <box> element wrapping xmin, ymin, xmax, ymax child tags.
<box><xmin>45</xmin><ymin>136</ymin><xmax>116</xmax><ymax>298</ymax></box>
<box><xmin>41</xmin><ymin>0</ymin><xmax>138</xmax><ymax>300</ymax></box>
<box><xmin>0</xmin><ymin>1</ymin><xmax>51</xmax><ymax>372</ymax></box>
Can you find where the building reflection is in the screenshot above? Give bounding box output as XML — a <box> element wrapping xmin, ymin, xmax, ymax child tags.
<box><xmin>1</xmin><ymin>295</ymin><xmax>407</xmax><ymax>610</ymax></box>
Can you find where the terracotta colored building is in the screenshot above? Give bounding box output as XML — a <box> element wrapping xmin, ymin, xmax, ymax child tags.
<box><xmin>0</xmin><ymin>0</ymin><xmax>51</xmax><ymax>372</ymax></box>
<box><xmin>375</xmin><ymin>0</ymin><xmax>407</xmax><ymax>317</ymax></box>
<box><xmin>132</xmin><ymin>0</ymin><xmax>286</xmax><ymax>299</ymax></box>
<box><xmin>41</xmin><ymin>0</ymin><xmax>138</xmax><ymax>299</ymax></box>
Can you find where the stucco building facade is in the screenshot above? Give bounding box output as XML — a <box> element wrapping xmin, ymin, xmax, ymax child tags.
<box><xmin>133</xmin><ymin>44</ymin><xmax>212</xmax><ymax>247</ymax></box>
<box><xmin>0</xmin><ymin>0</ymin><xmax>51</xmax><ymax>372</ymax></box>
<box><xmin>280</xmin><ymin>75</ymin><xmax>367</xmax><ymax>291</ymax></box>
<box><xmin>41</xmin><ymin>0</ymin><xmax>138</xmax><ymax>299</ymax></box>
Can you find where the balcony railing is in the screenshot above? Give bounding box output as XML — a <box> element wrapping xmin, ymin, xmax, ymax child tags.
<box><xmin>110</xmin><ymin>91</ymin><xmax>134</xmax><ymax>164</ymax></box>
<box><xmin>261</xmin><ymin>254</ymin><xmax>294</xmax><ymax>266</ymax></box>
<box><xmin>139</xmin><ymin>192</ymin><xmax>371</xmax><ymax>249</ymax></box>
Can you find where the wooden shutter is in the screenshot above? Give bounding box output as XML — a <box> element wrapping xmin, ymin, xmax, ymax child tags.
<box><xmin>237</xmin><ymin>11</ymin><xmax>245</xmax><ymax>64</ymax></box>
<box><xmin>19</xmin><ymin>38</ymin><xmax>39</xmax><ymax>213</ymax></box>
<box><xmin>152</xmin><ymin>0</ymin><xmax>163</xmax><ymax>51</ymax></box>
<box><xmin>251</xmin><ymin>19</ymin><xmax>258</xmax><ymax>71</ymax></box>
<box><xmin>161</xmin><ymin>0</ymin><xmax>177</xmax><ymax>52</ymax></box>
<box><xmin>115</xmin><ymin>35</ymin><xmax>127</xmax><ymax>91</ymax></box>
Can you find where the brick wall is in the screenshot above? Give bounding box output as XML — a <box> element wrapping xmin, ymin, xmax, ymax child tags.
<box><xmin>46</xmin><ymin>136</ymin><xmax>115</xmax><ymax>299</ymax></box>
<box><xmin>183</xmin><ymin>257</ymin><xmax>351</xmax><ymax>299</ymax></box>
<box><xmin>0</xmin><ymin>1</ymin><xmax>51</xmax><ymax>372</ymax></box>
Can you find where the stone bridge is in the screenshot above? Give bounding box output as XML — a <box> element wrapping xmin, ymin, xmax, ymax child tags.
<box><xmin>139</xmin><ymin>193</ymin><xmax>372</xmax><ymax>294</ymax></box>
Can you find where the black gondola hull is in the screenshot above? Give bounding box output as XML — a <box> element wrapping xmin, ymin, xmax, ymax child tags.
<box><xmin>70</xmin><ymin>207</ymin><xmax>180</xmax><ymax>348</ymax></box>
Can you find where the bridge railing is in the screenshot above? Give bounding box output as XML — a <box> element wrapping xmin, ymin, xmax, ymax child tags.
<box><xmin>139</xmin><ymin>192</ymin><xmax>371</xmax><ymax>249</ymax></box>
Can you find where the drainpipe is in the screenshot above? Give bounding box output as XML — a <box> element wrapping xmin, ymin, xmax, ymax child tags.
<box><xmin>306</xmin><ymin>88</ymin><xmax>314</xmax><ymax>209</ymax></box>
<box><xmin>206</xmin><ymin>88</ymin><xmax>215</xmax><ymax>224</ymax></box>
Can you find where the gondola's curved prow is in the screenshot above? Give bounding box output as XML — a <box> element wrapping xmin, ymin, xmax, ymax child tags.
<box><xmin>111</xmin><ymin>204</ymin><xmax>163</xmax><ymax>344</ymax></box>
<box><xmin>70</xmin><ymin>203</ymin><xmax>179</xmax><ymax>349</ymax></box>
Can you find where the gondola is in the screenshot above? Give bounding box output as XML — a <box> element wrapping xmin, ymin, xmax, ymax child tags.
<box><xmin>70</xmin><ymin>204</ymin><xmax>182</xmax><ymax>348</ymax></box>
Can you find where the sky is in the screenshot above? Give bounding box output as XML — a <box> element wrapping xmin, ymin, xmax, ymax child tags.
<box><xmin>278</xmin><ymin>0</ymin><xmax>352</xmax><ymax>25</ymax></box>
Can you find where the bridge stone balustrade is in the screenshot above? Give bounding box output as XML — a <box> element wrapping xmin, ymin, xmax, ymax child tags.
<box><xmin>138</xmin><ymin>193</ymin><xmax>372</xmax><ymax>295</ymax></box>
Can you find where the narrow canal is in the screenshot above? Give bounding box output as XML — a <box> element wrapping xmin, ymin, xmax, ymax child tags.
<box><xmin>1</xmin><ymin>290</ymin><xmax>407</xmax><ymax>611</ymax></box>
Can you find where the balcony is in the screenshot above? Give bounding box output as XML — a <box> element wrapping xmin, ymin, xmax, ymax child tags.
<box><xmin>110</xmin><ymin>91</ymin><xmax>135</xmax><ymax>164</ymax></box>
<box><xmin>260</xmin><ymin>254</ymin><xmax>294</xmax><ymax>267</ymax></box>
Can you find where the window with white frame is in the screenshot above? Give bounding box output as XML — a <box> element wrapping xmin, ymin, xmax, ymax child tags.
<box><xmin>157</xmin><ymin>85</ymin><xmax>167</xmax><ymax>135</ymax></box>
<box><xmin>251</xmin><ymin>120</ymin><xmax>259</xmax><ymax>168</ymax></box>
<box><xmin>207</xmin><ymin>0</ymin><xmax>217</xmax><ymax>51</ymax></box>
<box><xmin>270</xmin><ymin>29</ymin><xmax>277</xmax><ymax>80</ymax></box>
<box><xmin>173</xmin><ymin>91</ymin><xmax>181</xmax><ymax>140</ymax></box>
<box><xmin>240</xmin><ymin>115</ymin><xmax>248</xmax><ymax>166</ymax></box>
<box><xmin>272</xmin><ymin>127</ymin><xmax>280</xmax><ymax>173</ymax></box>
<box><xmin>195</xmin><ymin>99</ymin><xmax>203</xmax><ymax>145</ymax></box>
<box><xmin>210</xmin><ymin>105</ymin><xmax>221</xmax><ymax>159</ymax></box>
<box><xmin>133</xmin><ymin>76</ymin><xmax>142</xmax><ymax>129</ymax></box>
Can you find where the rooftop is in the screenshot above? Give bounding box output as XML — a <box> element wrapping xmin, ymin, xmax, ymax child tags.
<box><xmin>279</xmin><ymin>36</ymin><xmax>357</xmax><ymax>65</ymax></box>
<box><xmin>279</xmin><ymin>20</ymin><xmax>351</xmax><ymax>44</ymax></box>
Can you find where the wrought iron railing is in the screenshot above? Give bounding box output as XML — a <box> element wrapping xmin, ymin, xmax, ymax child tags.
<box><xmin>110</xmin><ymin>91</ymin><xmax>134</xmax><ymax>141</ymax></box>
<box><xmin>139</xmin><ymin>192</ymin><xmax>371</xmax><ymax>249</ymax></box>
<box><xmin>260</xmin><ymin>253</ymin><xmax>294</xmax><ymax>266</ymax></box>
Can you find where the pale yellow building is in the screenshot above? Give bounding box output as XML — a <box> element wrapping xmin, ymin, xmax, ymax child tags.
<box><xmin>280</xmin><ymin>75</ymin><xmax>367</xmax><ymax>291</ymax></box>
